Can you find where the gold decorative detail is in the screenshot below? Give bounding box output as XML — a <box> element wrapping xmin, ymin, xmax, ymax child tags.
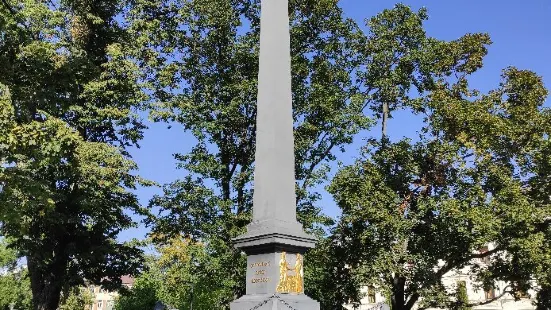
<box><xmin>276</xmin><ymin>252</ymin><xmax>304</xmax><ymax>294</ymax></box>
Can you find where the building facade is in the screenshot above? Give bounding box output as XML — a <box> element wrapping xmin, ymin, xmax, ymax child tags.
<box><xmin>85</xmin><ymin>276</ymin><xmax>134</xmax><ymax>310</ymax></box>
<box><xmin>345</xmin><ymin>246</ymin><xmax>537</xmax><ymax>310</ymax></box>
<box><xmin>346</xmin><ymin>275</ymin><xmax>536</xmax><ymax>310</ymax></box>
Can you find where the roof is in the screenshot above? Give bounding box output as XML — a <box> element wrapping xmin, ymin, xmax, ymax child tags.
<box><xmin>120</xmin><ymin>275</ymin><xmax>135</xmax><ymax>286</ymax></box>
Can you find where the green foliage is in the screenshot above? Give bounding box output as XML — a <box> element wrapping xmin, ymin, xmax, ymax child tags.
<box><xmin>536</xmin><ymin>285</ymin><xmax>551</xmax><ymax>310</ymax></box>
<box><xmin>115</xmin><ymin>275</ymin><xmax>159</xmax><ymax>310</ymax></box>
<box><xmin>357</xmin><ymin>4</ymin><xmax>491</xmax><ymax>137</ymax></box>
<box><xmin>330</xmin><ymin>62</ymin><xmax>550</xmax><ymax>310</ymax></box>
<box><xmin>452</xmin><ymin>282</ymin><xmax>471</xmax><ymax>310</ymax></box>
<box><xmin>0</xmin><ymin>270</ymin><xmax>33</xmax><ymax>310</ymax></box>
<box><xmin>327</xmin><ymin>5</ymin><xmax>550</xmax><ymax>310</ymax></box>
<box><xmin>0</xmin><ymin>239</ymin><xmax>17</xmax><ymax>270</ymax></box>
<box><xmin>0</xmin><ymin>0</ymin><xmax>150</xmax><ymax>309</ymax></box>
<box><xmin>58</xmin><ymin>288</ymin><xmax>94</xmax><ymax>310</ymax></box>
<box><xmin>535</xmin><ymin>224</ymin><xmax>551</xmax><ymax>309</ymax></box>
<box><xmin>115</xmin><ymin>237</ymin><xmax>232</xmax><ymax>310</ymax></box>
<box><xmin>0</xmin><ymin>240</ymin><xmax>32</xmax><ymax>310</ymax></box>
<box><xmin>129</xmin><ymin>0</ymin><xmax>372</xmax><ymax>306</ymax></box>
<box><xmin>304</xmin><ymin>238</ymin><xmax>360</xmax><ymax>310</ymax></box>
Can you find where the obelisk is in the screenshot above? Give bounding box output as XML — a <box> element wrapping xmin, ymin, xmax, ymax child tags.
<box><xmin>230</xmin><ymin>0</ymin><xmax>319</xmax><ymax>309</ymax></box>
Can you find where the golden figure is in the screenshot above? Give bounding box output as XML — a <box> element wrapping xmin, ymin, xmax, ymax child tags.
<box><xmin>294</xmin><ymin>254</ymin><xmax>304</xmax><ymax>293</ymax></box>
<box><xmin>276</xmin><ymin>252</ymin><xmax>304</xmax><ymax>294</ymax></box>
<box><xmin>276</xmin><ymin>252</ymin><xmax>289</xmax><ymax>293</ymax></box>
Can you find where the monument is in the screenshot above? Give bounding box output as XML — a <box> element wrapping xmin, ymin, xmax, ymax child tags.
<box><xmin>230</xmin><ymin>0</ymin><xmax>320</xmax><ymax>309</ymax></box>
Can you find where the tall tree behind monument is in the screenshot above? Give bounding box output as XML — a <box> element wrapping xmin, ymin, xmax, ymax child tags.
<box><xmin>327</xmin><ymin>6</ymin><xmax>551</xmax><ymax>310</ymax></box>
<box><xmin>0</xmin><ymin>1</ymin><xmax>150</xmax><ymax>309</ymax></box>
<box><xmin>136</xmin><ymin>0</ymin><xmax>371</xmax><ymax>305</ymax></box>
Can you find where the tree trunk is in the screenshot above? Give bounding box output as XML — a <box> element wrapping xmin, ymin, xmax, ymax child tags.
<box><xmin>391</xmin><ymin>276</ymin><xmax>409</xmax><ymax>310</ymax></box>
<box><xmin>27</xmin><ymin>256</ymin><xmax>65</xmax><ymax>310</ymax></box>
<box><xmin>382</xmin><ymin>102</ymin><xmax>389</xmax><ymax>140</ymax></box>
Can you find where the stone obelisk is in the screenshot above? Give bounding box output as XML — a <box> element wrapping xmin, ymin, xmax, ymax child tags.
<box><xmin>230</xmin><ymin>0</ymin><xmax>319</xmax><ymax>309</ymax></box>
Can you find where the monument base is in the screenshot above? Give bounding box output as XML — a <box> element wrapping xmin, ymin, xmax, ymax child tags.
<box><xmin>233</xmin><ymin>220</ymin><xmax>316</xmax><ymax>253</ymax></box>
<box><xmin>230</xmin><ymin>294</ymin><xmax>320</xmax><ymax>310</ymax></box>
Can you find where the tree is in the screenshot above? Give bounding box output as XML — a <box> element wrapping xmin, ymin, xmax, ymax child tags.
<box><xmin>127</xmin><ymin>0</ymin><xmax>371</xmax><ymax>305</ymax></box>
<box><xmin>0</xmin><ymin>239</ymin><xmax>17</xmax><ymax>271</ymax></box>
<box><xmin>303</xmin><ymin>5</ymin><xmax>494</xmax><ymax>309</ymax></box>
<box><xmin>535</xmin><ymin>219</ymin><xmax>551</xmax><ymax>309</ymax></box>
<box><xmin>329</xmin><ymin>65</ymin><xmax>550</xmax><ymax>310</ymax></box>
<box><xmin>536</xmin><ymin>285</ymin><xmax>551</xmax><ymax>310</ymax></box>
<box><xmin>304</xmin><ymin>238</ymin><xmax>361</xmax><ymax>310</ymax></box>
<box><xmin>0</xmin><ymin>239</ymin><xmax>32</xmax><ymax>310</ymax></box>
<box><xmin>115</xmin><ymin>237</ymin><xmax>232</xmax><ymax>310</ymax></box>
<box><xmin>452</xmin><ymin>282</ymin><xmax>471</xmax><ymax>310</ymax></box>
<box><xmin>0</xmin><ymin>1</ymin><xmax>149</xmax><ymax>309</ymax></box>
<box><xmin>114</xmin><ymin>274</ymin><xmax>159</xmax><ymax>310</ymax></box>
<box><xmin>357</xmin><ymin>5</ymin><xmax>490</xmax><ymax>140</ymax></box>
<box><xmin>0</xmin><ymin>269</ymin><xmax>32</xmax><ymax>310</ymax></box>
<box><xmin>58</xmin><ymin>288</ymin><xmax>94</xmax><ymax>310</ymax></box>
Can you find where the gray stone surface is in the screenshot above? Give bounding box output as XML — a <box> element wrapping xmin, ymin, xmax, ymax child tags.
<box><xmin>231</xmin><ymin>0</ymin><xmax>321</xmax><ymax>309</ymax></box>
<box><xmin>245</xmin><ymin>252</ymin><xmax>279</xmax><ymax>295</ymax></box>
<box><xmin>232</xmin><ymin>0</ymin><xmax>316</xmax><ymax>250</ymax></box>
<box><xmin>244</xmin><ymin>251</ymin><xmax>304</xmax><ymax>295</ymax></box>
<box><xmin>230</xmin><ymin>294</ymin><xmax>320</xmax><ymax>310</ymax></box>
<box><xmin>252</xmin><ymin>0</ymin><xmax>299</xmax><ymax>225</ymax></box>
<box><xmin>233</xmin><ymin>220</ymin><xmax>316</xmax><ymax>252</ymax></box>
<box><xmin>233</xmin><ymin>0</ymin><xmax>316</xmax><ymax>250</ymax></box>
<box><xmin>234</xmin><ymin>232</ymin><xmax>316</xmax><ymax>254</ymax></box>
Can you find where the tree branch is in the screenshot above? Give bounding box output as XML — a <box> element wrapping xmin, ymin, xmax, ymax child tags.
<box><xmin>0</xmin><ymin>0</ymin><xmax>16</xmax><ymax>16</ymax></box>
<box><xmin>417</xmin><ymin>287</ymin><xmax>512</xmax><ymax>310</ymax></box>
<box><xmin>299</xmin><ymin>138</ymin><xmax>335</xmax><ymax>194</ymax></box>
<box><xmin>0</xmin><ymin>0</ymin><xmax>38</xmax><ymax>40</ymax></box>
<box><xmin>408</xmin><ymin>246</ymin><xmax>506</xmax><ymax>310</ymax></box>
<box><xmin>434</xmin><ymin>246</ymin><xmax>502</xmax><ymax>280</ymax></box>
<box><xmin>405</xmin><ymin>293</ymin><xmax>420</xmax><ymax>310</ymax></box>
<box><xmin>466</xmin><ymin>287</ymin><xmax>511</xmax><ymax>308</ymax></box>
<box><xmin>467</xmin><ymin>246</ymin><xmax>501</xmax><ymax>260</ymax></box>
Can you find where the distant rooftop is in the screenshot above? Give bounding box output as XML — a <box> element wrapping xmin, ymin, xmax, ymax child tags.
<box><xmin>120</xmin><ymin>275</ymin><xmax>135</xmax><ymax>286</ymax></box>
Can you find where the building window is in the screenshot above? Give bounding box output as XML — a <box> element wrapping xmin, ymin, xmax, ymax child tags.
<box><xmin>485</xmin><ymin>288</ymin><xmax>496</xmax><ymax>300</ymax></box>
<box><xmin>368</xmin><ymin>285</ymin><xmax>376</xmax><ymax>304</ymax></box>
<box><xmin>97</xmin><ymin>301</ymin><xmax>103</xmax><ymax>309</ymax></box>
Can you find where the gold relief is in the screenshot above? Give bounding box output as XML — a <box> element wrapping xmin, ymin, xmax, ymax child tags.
<box><xmin>276</xmin><ymin>252</ymin><xmax>304</xmax><ymax>294</ymax></box>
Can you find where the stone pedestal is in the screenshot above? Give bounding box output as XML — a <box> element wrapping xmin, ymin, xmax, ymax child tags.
<box><xmin>231</xmin><ymin>227</ymin><xmax>320</xmax><ymax>309</ymax></box>
<box><xmin>231</xmin><ymin>294</ymin><xmax>319</xmax><ymax>310</ymax></box>
<box><xmin>231</xmin><ymin>225</ymin><xmax>320</xmax><ymax>309</ymax></box>
<box><xmin>230</xmin><ymin>250</ymin><xmax>319</xmax><ymax>309</ymax></box>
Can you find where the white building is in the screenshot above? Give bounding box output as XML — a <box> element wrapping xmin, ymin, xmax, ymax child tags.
<box><xmin>85</xmin><ymin>276</ymin><xmax>135</xmax><ymax>310</ymax></box>
<box><xmin>345</xmin><ymin>246</ymin><xmax>537</xmax><ymax>310</ymax></box>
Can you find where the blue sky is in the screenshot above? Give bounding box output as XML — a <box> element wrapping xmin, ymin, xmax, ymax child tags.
<box><xmin>119</xmin><ymin>0</ymin><xmax>551</xmax><ymax>241</ymax></box>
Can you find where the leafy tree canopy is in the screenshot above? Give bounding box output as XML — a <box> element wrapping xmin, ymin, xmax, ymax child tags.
<box><xmin>330</xmin><ymin>63</ymin><xmax>550</xmax><ymax>310</ymax></box>
<box><xmin>0</xmin><ymin>239</ymin><xmax>32</xmax><ymax>310</ymax></box>
<box><xmin>115</xmin><ymin>236</ymin><xmax>232</xmax><ymax>310</ymax></box>
<box><xmin>128</xmin><ymin>2</ymin><xmax>503</xmax><ymax>308</ymax></box>
<box><xmin>58</xmin><ymin>288</ymin><xmax>94</xmax><ymax>310</ymax></box>
<box><xmin>128</xmin><ymin>0</ymin><xmax>373</xmax><ymax>305</ymax></box>
<box><xmin>0</xmin><ymin>0</ymin><xmax>151</xmax><ymax>309</ymax></box>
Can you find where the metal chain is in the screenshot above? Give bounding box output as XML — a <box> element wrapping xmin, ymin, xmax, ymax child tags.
<box><xmin>246</xmin><ymin>294</ymin><xmax>387</xmax><ymax>310</ymax></box>
<box><xmin>247</xmin><ymin>294</ymin><xmax>277</xmax><ymax>310</ymax></box>
<box><xmin>365</xmin><ymin>302</ymin><xmax>385</xmax><ymax>310</ymax></box>
<box><xmin>273</xmin><ymin>295</ymin><xmax>300</xmax><ymax>310</ymax></box>
<box><xmin>246</xmin><ymin>294</ymin><xmax>302</xmax><ymax>310</ymax></box>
